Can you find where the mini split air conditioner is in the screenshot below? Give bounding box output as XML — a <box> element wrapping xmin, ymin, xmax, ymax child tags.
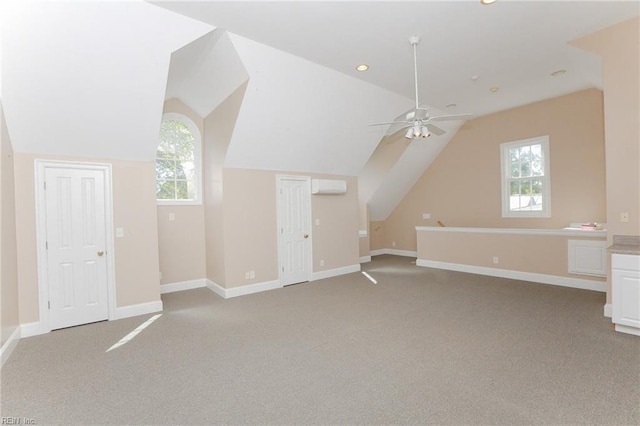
<box><xmin>311</xmin><ymin>179</ymin><xmax>347</xmax><ymax>195</ymax></box>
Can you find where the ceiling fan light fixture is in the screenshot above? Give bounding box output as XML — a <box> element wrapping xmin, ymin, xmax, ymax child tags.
<box><xmin>421</xmin><ymin>127</ymin><xmax>430</xmax><ymax>138</ymax></box>
<box><xmin>355</xmin><ymin>64</ymin><xmax>369</xmax><ymax>72</ymax></box>
<box><xmin>404</xmin><ymin>128</ymin><xmax>414</xmax><ymax>139</ymax></box>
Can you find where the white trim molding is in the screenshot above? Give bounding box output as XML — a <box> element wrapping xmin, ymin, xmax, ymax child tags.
<box><xmin>160</xmin><ymin>279</ymin><xmax>206</xmax><ymax>294</ymax></box>
<box><xmin>359</xmin><ymin>256</ymin><xmax>372</xmax><ymax>263</ymax></box>
<box><xmin>113</xmin><ymin>300</ymin><xmax>163</xmax><ymax>320</ymax></box>
<box><xmin>20</xmin><ymin>322</ymin><xmax>45</xmax><ymax>338</ymax></box>
<box><xmin>370</xmin><ymin>248</ymin><xmax>417</xmax><ymax>258</ymax></box>
<box><xmin>0</xmin><ymin>327</ymin><xmax>21</xmax><ymax>368</ymax></box>
<box><xmin>415</xmin><ymin>226</ymin><xmax>607</xmax><ymax>238</ymax></box>
<box><xmin>416</xmin><ymin>259</ymin><xmax>606</xmax><ymax>292</ymax></box>
<box><xmin>206</xmin><ymin>279</ymin><xmax>282</xmax><ymax>299</ymax></box>
<box><xmin>604</xmin><ymin>303</ymin><xmax>612</xmax><ymax>318</ymax></box>
<box><xmin>615</xmin><ymin>324</ymin><xmax>640</xmax><ymax>337</ymax></box>
<box><xmin>312</xmin><ymin>264</ymin><xmax>361</xmax><ymax>281</ymax></box>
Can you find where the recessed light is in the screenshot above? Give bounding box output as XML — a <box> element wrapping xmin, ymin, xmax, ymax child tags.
<box><xmin>480</xmin><ymin>0</ymin><xmax>497</xmax><ymax>4</ymax></box>
<box><xmin>356</xmin><ymin>64</ymin><xmax>369</xmax><ymax>72</ymax></box>
<box><xmin>550</xmin><ymin>69</ymin><xmax>566</xmax><ymax>77</ymax></box>
<box><xmin>490</xmin><ymin>86</ymin><xmax>499</xmax><ymax>93</ymax></box>
<box><xmin>446</xmin><ymin>103</ymin><xmax>457</xmax><ymax>109</ymax></box>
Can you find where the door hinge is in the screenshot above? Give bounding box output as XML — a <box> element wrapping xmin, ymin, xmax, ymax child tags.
<box><xmin>280</xmin><ymin>228</ymin><xmax>283</xmax><ymax>234</ymax></box>
<box><xmin>44</xmin><ymin>181</ymin><xmax>47</xmax><ymax>190</ymax></box>
<box><xmin>48</xmin><ymin>301</ymin><xmax>50</xmax><ymax>309</ymax></box>
<box><xmin>45</xmin><ymin>241</ymin><xmax>48</xmax><ymax>249</ymax></box>
<box><xmin>282</xmin><ymin>266</ymin><xmax>284</xmax><ymax>272</ymax></box>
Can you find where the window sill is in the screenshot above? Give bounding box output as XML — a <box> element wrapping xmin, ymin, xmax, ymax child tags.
<box><xmin>156</xmin><ymin>200</ymin><xmax>202</xmax><ymax>206</ymax></box>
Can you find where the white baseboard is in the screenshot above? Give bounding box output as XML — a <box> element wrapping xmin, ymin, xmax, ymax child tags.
<box><xmin>615</xmin><ymin>324</ymin><xmax>640</xmax><ymax>336</ymax></box>
<box><xmin>359</xmin><ymin>256</ymin><xmax>371</xmax><ymax>263</ymax></box>
<box><xmin>312</xmin><ymin>264</ymin><xmax>360</xmax><ymax>281</ymax></box>
<box><xmin>370</xmin><ymin>248</ymin><xmax>417</xmax><ymax>258</ymax></box>
<box><xmin>206</xmin><ymin>279</ymin><xmax>282</xmax><ymax>299</ymax></box>
<box><xmin>604</xmin><ymin>303</ymin><xmax>612</xmax><ymax>318</ymax></box>
<box><xmin>160</xmin><ymin>279</ymin><xmax>206</xmax><ymax>294</ymax></box>
<box><xmin>113</xmin><ymin>300</ymin><xmax>163</xmax><ymax>320</ymax></box>
<box><xmin>416</xmin><ymin>259</ymin><xmax>606</xmax><ymax>292</ymax></box>
<box><xmin>0</xmin><ymin>327</ymin><xmax>21</xmax><ymax>368</ymax></box>
<box><xmin>20</xmin><ymin>321</ymin><xmax>45</xmax><ymax>338</ymax></box>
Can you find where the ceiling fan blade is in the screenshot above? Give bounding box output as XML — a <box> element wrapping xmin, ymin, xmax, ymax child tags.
<box><xmin>426</xmin><ymin>123</ymin><xmax>446</xmax><ymax>136</ymax></box>
<box><xmin>369</xmin><ymin>120</ymin><xmax>412</xmax><ymax>127</ymax></box>
<box><xmin>428</xmin><ymin>113</ymin><xmax>473</xmax><ymax>122</ymax></box>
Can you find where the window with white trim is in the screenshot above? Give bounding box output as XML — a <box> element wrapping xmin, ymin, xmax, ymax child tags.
<box><xmin>500</xmin><ymin>136</ymin><xmax>551</xmax><ymax>218</ymax></box>
<box><xmin>156</xmin><ymin>113</ymin><xmax>202</xmax><ymax>205</ymax></box>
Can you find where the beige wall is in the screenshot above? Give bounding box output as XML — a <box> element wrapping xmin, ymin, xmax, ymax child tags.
<box><xmin>370</xmin><ymin>221</ymin><xmax>386</xmax><ymax>251</ymax></box>
<box><xmin>571</xmin><ymin>17</ymin><xmax>640</xmax><ymax>303</ymax></box>
<box><xmin>417</xmin><ymin>229</ymin><xmax>605</xmax><ymax>282</ymax></box>
<box><xmin>157</xmin><ymin>100</ymin><xmax>206</xmax><ymax>285</ymax></box>
<box><xmin>157</xmin><ymin>206</ymin><xmax>205</xmax><ymax>284</ymax></box>
<box><xmin>13</xmin><ymin>153</ymin><xmax>161</xmax><ymax>324</ymax></box>
<box><xmin>1</xmin><ymin>101</ymin><xmax>20</xmax><ymax>347</ymax></box>
<box><xmin>221</xmin><ymin>169</ymin><xmax>360</xmax><ymax>289</ymax></box>
<box><xmin>203</xmin><ymin>83</ymin><xmax>248</xmax><ymax>286</ymax></box>
<box><xmin>383</xmin><ymin>89</ymin><xmax>607</xmax><ymax>251</ymax></box>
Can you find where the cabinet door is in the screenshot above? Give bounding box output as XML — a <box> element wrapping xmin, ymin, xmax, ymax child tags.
<box><xmin>612</xmin><ymin>269</ymin><xmax>640</xmax><ymax>328</ymax></box>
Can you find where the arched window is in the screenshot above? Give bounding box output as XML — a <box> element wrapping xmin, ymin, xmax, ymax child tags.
<box><xmin>156</xmin><ymin>113</ymin><xmax>202</xmax><ymax>204</ymax></box>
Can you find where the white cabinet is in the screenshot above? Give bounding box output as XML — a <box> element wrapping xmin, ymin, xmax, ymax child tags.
<box><xmin>612</xmin><ymin>254</ymin><xmax>640</xmax><ymax>336</ymax></box>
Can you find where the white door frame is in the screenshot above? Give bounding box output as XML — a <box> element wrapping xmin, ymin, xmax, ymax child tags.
<box><xmin>276</xmin><ymin>175</ymin><xmax>313</xmax><ymax>286</ymax></box>
<box><xmin>35</xmin><ymin>160</ymin><xmax>117</xmax><ymax>334</ymax></box>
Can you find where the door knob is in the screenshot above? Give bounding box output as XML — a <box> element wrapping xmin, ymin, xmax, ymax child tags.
<box><xmin>303</xmin><ymin>234</ymin><xmax>309</xmax><ymax>239</ymax></box>
<box><xmin>97</xmin><ymin>250</ymin><xmax>104</xmax><ymax>257</ymax></box>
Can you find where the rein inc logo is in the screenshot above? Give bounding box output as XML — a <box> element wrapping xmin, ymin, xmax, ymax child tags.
<box><xmin>1</xmin><ymin>418</ymin><xmax>35</xmax><ymax>425</ymax></box>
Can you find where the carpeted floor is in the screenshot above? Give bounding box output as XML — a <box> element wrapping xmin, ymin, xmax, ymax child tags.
<box><xmin>2</xmin><ymin>255</ymin><xmax>639</xmax><ymax>425</ymax></box>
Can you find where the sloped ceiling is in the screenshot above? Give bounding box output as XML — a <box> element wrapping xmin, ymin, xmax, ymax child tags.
<box><xmin>0</xmin><ymin>0</ymin><xmax>214</xmax><ymax>160</ymax></box>
<box><xmin>222</xmin><ymin>34</ymin><xmax>412</xmax><ymax>176</ymax></box>
<box><xmin>166</xmin><ymin>30</ymin><xmax>249</xmax><ymax>118</ymax></box>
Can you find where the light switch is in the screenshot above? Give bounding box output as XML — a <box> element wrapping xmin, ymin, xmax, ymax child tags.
<box><xmin>115</xmin><ymin>227</ymin><xmax>124</xmax><ymax>238</ymax></box>
<box><xmin>621</xmin><ymin>212</ymin><xmax>629</xmax><ymax>223</ymax></box>
<box><xmin>169</xmin><ymin>213</ymin><xmax>175</xmax><ymax>221</ymax></box>
<box><xmin>422</xmin><ymin>213</ymin><xmax>431</xmax><ymax>219</ymax></box>
<box><xmin>315</xmin><ymin>219</ymin><xmax>320</xmax><ymax>226</ymax></box>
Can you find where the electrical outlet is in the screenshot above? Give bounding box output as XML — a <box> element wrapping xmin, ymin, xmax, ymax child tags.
<box><xmin>392</xmin><ymin>241</ymin><xmax>396</xmax><ymax>247</ymax></box>
<box><xmin>169</xmin><ymin>213</ymin><xmax>175</xmax><ymax>221</ymax></box>
<box><xmin>250</xmin><ymin>271</ymin><xmax>255</xmax><ymax>279</ymax></box>
<box><xmin>422</xmin><ymin>213</ymin><xmax>431</xmax><ymax>219</ymax></box>
<box><xmin>493</xmin><ymin>256</ymin><xmax>499</xmax><ymax>264</ymax></box>
<box><xmin>245</xmin><ymin>271</ymin><xmax>251</xmax><ymax>279</ymax></box>
<box><xmin>320</xmin><ymin>259</ymin><xmax>325</xmax><ymax>267</ymax></box>
<box><xmin>621</xmin><ymin>212</ymin><xmax>629</xmax><ymax>223</ymax></box>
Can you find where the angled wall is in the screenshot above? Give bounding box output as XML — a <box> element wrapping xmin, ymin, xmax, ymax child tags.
<box><xmin>1</xmin><ymin>100</ymin><xmax>19</xmax><ymax>348</ymax></box>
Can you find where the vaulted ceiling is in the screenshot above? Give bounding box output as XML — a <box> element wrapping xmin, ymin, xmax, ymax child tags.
<box><xmin>1</xmin><ymin>1</ymin><xmax>638</xmax><ymax>221</ymax></box>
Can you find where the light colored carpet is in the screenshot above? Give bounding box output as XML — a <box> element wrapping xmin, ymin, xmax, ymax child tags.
<box><xmin>2</xmin><ymin>255</ymin><xmax>639</xmax><ymax>425</ymax></box>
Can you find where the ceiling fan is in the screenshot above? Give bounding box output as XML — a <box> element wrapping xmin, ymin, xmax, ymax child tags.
<box><xmin>371</xmin><ymin>35</ymin><xmax>472</xmax><ymax>139</ymax></box>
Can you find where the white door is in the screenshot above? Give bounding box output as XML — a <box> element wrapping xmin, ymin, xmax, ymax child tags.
<box><xmin>278</xmin><ymin>177</ymin><xmax>311</xmax><ymax>286</ymax></box>
<box><xmin>44</xmin><ymin>167</ymin><xmax>110</xmax><ymax>330</ymax></box>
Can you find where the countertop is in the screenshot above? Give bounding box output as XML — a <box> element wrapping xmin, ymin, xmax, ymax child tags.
<box><xmin>608</xmin><ymin>235</ymin><xmax>640</xmax><ymax>255</ymax></box>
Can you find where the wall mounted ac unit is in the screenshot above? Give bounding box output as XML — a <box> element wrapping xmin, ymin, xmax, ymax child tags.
<box><xmin>311</xmin><ymin>179</ymin><xmax>347</xmax><ymax>195</ymax></box>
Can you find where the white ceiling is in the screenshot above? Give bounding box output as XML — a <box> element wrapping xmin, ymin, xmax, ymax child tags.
<box><xmin>0</xmin><ymin>1</ymin><xmax>213</xmax><ymax>160</ymax></box>
<box><xmin>153</xmin><ymin>1</ymin><xmax>638</xmax><ymax>117</ymax></box>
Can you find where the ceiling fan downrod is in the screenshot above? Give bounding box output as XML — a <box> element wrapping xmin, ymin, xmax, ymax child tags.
<box><xmin>409</xmin><ymin>35</ymin><xmax>421</xmax><ymax>111</ymax></box>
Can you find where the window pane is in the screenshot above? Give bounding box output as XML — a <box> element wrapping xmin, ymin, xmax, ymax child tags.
<box><xmin>177</xmin><ymin>161</ymin><xmax>195</xmax><ymax>181</ymax></box>
<box><xmin>156</xmin><ymin>159</ymin><xmax>175</xmax><ymax>180</ymax></box>
<box><xmin>532</xmin><ymin>179</ymin><xmax>542</xmax><ymax>195</ymax></box>
<box><xmin>510</xmin><ymin>180</ymin><xmax>520</xmax><ymax>196</ymax></box>
<box><xmin>175</xmin><ymin>180</ymin><xmax>189</xmax><ymax>200</ymax></box>
<box><xmin>156</xmin><ymin>180</ymin><xmax>176</xmax><ymax>200</ymax></box>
